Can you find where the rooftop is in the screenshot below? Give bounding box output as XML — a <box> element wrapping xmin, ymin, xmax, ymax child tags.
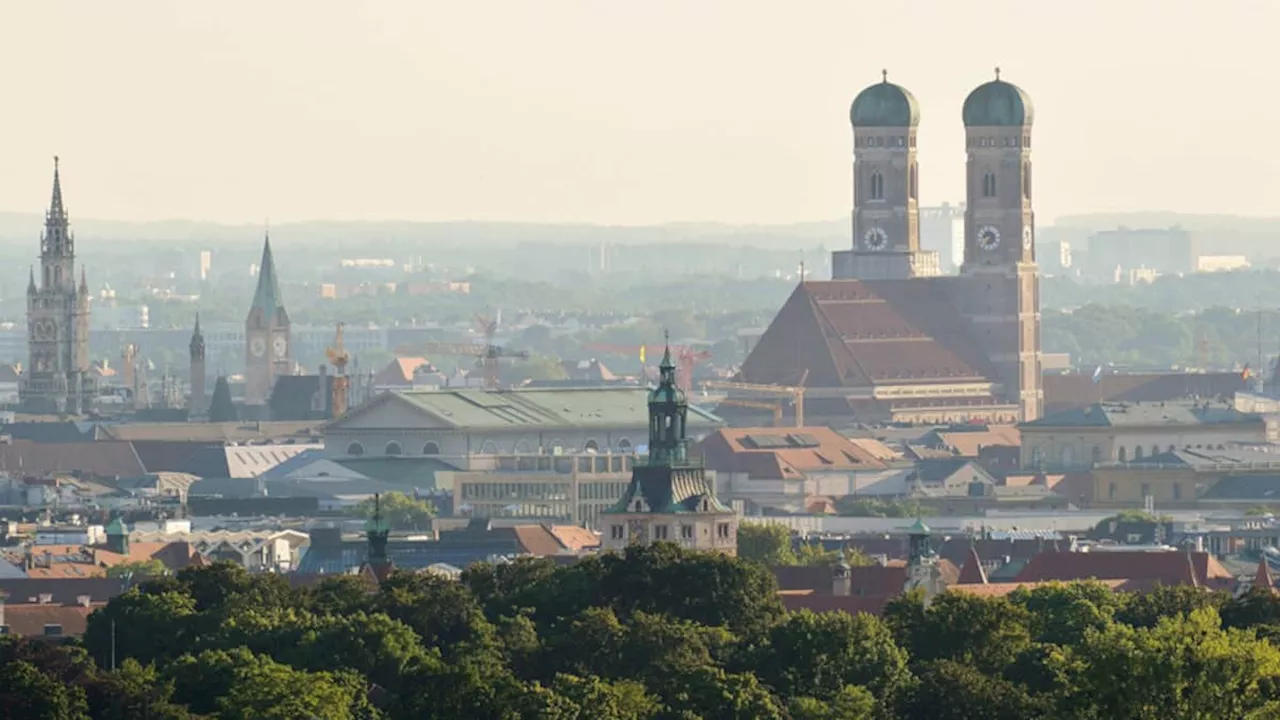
<box><xmin>1023</xmin><ymin>401</ymin><xmax>1262</xmax><ymax>429</ymax></box>
<box><xmin>344</xmin><ymin>386</ymin><xmax>723</xmax><ymax>431</ymax></box>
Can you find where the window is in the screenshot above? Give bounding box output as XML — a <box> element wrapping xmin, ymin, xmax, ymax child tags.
<box><xmin>1023</xmin><ymin>161</ymin><xmax>1032</xmax><ymax>198</ymax></box>
<box><xmin>681</xmin><ymin>524</ymin><xmax>694</xmax><ymax>539</ymax></box>
<box><xmin>610</xmin><ymin>525</ymin><xmax>624</xmax><ymax>540</ymax></box>
<box><xmin>346</xmin><ymin>442</ymin><xmax>365</xmax><ymax>457</ymax></box>
<box><xmin>43</xmin><ymin>624</ymin><xmax>62</xmax><ymax>637</ymax></box>
<box><xmin>909</xmin><ymin>165</ymin><xmax>918</xmax><ymax>200</ymax></box>
<box><xmin>1141</xmin><ymin>483</ymin><xmax>1151</xmax><ymax>499</ymax></box>
<box><xmin>1134</xmin><ymin>446</ymin><xmax>1144</xmax><ymax>461</ymax></box>
<box><xmin>617</xmin><ymin>438</ymin><xmax>633</xmax><ymax>452</ymax></box>
<box><xmin>717</xmin><ymin>523</ymin><xmax>731</xmax><ymax>539</ymax></box>
<box><xmin>982</xmin><ymin>172</ymin><xmax>997</xmax><ymax>198</ymax></box>
<box><xmin>385</xmin><ymin>442</ymin><xmax>403</xmax><ymax>456</ymax></box>
<box><xmin>1118</xmin><ymin>446</ymin><xmax>1127</xmax><ymax>463</ymax></box>
<box><xmin>479</xmin><ymin>440</ymin><xmax>499</xmax><ymax>454</ymax></box>
<box><xmin>1109</xmin><ymin>483</ymin><xmax>1116</xmax><ymax>500</ymax></box>
<box><xmin>584</xmin><ymin>439</ymin><xmax>599</xmax><ymax>453</ymax></box>
<box><xmin>1173</xmin><ymin>483</ymin><xmax>1182</xmax><ymax>501</ymax></box>
<box><xmin>1152</xmin><ymin>445</ymin><xmax>1160</xmax><ymax>457</ymax></box>
<box><xmin>654</xmin><ymin>525</ymin><xmax>669</xmax><ymax>540</ymax></box>
<box><xmin>869</xmin><ymin>171</ymin><xmax>884</xmax><ymax>200</ymax></box>
<box><xmin>422</xmin><ymin>442</ymin><xmax>440</xmax><ymax>455</ymax></box>
<box><xmin>1092</xmin><ymin>446</ymin><xmax>1103</xmax><ymax>464</ymax></box>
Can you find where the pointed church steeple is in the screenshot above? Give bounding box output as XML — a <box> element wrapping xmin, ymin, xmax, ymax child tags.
<box><xmin>27</xmin><ymin>266</ymin><xmax>36</xmax><ymax>295</ymax></box>
<box><xmin>251</xmin><ymin>232</ymin><xmax>284</xmax><ymax>319</ymax></box>
<box><xmin>79</xmin><ymin>268</ymin><xmax>87</xmax><ymax>293</ymax></box>
<box><xmin>190</xmin><ymin>313</ymin><xmax>205</xmax><ymax>359</ymax></box>
<box><xmin>49</xmin><ymin>156</ymin><xmax>66</xmax><ymax>220</ymax></box>
<box><xmin>43</xmin><ymin>156</ymin><xmax>72</xmax><ymax>258</ymax></box>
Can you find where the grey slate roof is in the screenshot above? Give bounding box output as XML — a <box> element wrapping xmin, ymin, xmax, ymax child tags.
<box><xmin>1201</xmin><ymin>476</ymin><xmax>1280</xmax><ymax>500</ymax></box>
<box><xmin>604</xmin><ymin>464</ymin><xmax>730</xmax><ymax>515</ymax></box>
<box><xmin>1023</xmin><ymin>401</ymin><xmax>1262</xmax><ymax>429</ymax></box>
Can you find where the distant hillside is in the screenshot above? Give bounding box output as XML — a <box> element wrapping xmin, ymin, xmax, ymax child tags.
<box><xmin>0</xmin><ymin>213</ymin><xmax>847</xmax><ymax>251</ymax></box>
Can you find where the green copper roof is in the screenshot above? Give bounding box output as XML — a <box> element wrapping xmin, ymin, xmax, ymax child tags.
<box><xmin>850</xmin><ymin>74</ymin><xmax>920</xmax><ymax>128</ymax></box>
<box><xmin>604</xmin><ymin>465</ymin><xmax>731</xmax><ymax>516</ymax></box>
<box><xmin>648</xmin><ymin>343</ymin><xmax>686</xmax><ymax>405</ymax></box>
<box><xmin>908</xmin><ymin>518</ymin><xmax>930</xmax><ymax>534</ymax></box>
<box><xmin>105</xmin><ymin>517</ymin><xmax>128</xmax><ymax>536</ymax></box>
<box><xmin>251</xmin><ymin>234</ymin><xmax>285</xmax><ymax>314</ymax></box>
<box><xmin>963</xmin><ymin>76</ymin><xmax>1033</xmax><ymax>127</ymax></box>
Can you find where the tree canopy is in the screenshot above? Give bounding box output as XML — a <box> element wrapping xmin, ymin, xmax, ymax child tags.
<box><xmin>15</xmin><ymin>549</ymin><xmax>1280</xmax><ymax>718</ymax></box>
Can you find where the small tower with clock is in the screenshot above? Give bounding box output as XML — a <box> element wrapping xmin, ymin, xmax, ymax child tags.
<box><xmin>244</xmin><ymin>233</ymin><xmax>291</xmax><ymax>405</ymax></box>
<box><xmin>958</xmin><ymin>69</ymin><xmax>1043</xmax><ymax>421</ymax></box>
<box><xmin>832</xmin><ymin>71</ymin><xmax>939</xmax><ymax>280</ymax></box>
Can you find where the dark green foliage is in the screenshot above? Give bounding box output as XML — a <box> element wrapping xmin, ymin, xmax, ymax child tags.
<box><xmin>18</xmin><ymin>544</ymin><xmax>1280</xmax><ymax>718</ymax></box>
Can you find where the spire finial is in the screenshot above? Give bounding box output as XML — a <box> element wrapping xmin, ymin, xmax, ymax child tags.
<box><xmin>994</xmin><ymin>66</ymin><xmax>1001</xmax><ymax>80</ymax></box>
<box><xmin>54</xmin><ymin>155</ymin><xmax>59</xmax><ymax>170</ymax></box>
<box><xmin>881</xmin><ymin>68</ymin><xmax>888</xmax><ymax>83</ymax></box>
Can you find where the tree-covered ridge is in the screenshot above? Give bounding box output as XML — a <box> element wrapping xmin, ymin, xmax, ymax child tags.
<box><xmin>6</xmin><ymin>547</ymin><xmax>1280</xmax><ymax>718</ymax></box>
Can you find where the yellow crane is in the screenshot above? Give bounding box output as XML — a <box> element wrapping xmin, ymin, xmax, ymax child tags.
<box><xmin>712</xmin><ymin>397</ymin><xmax>787</xmax><ymax>427</ymax></box>
<box><xmin>703</xmin><ymin>370</ymin><xmax>809</xmax><ymax>426</ymax></box>
<box><xmin>325</xmin><ymin>323</ymin><xmax>349</xmax><ymax>418</ymax></box>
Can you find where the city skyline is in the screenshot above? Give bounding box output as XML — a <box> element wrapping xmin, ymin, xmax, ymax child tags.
<box><xmin>4</xmin><ymin>1</ymin><xmax>1280</xmax><ymax>227</ymax></box>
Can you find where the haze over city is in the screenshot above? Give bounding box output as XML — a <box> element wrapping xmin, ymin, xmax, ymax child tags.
<box><xmin>6</xmin><ymin>1</ymin><xmax>1280</xmax><ymax>226</ymax></box>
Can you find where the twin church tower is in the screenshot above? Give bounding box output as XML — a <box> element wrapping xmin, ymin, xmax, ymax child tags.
<box><xmin>834</xmin><ymin>68</ymin><xmax>1036</xmax><ymax>280</ymax></box>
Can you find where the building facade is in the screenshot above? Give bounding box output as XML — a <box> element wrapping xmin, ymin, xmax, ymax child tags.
<box><xmin>244</xmin><ymin>235</ymin><xmax>291</xmax><ymax>404</ymax></box>
<box><xmin>600</xmin><ymin>345</ymin><xmax>737</xmax><ymax>555</ymax></box>
<box><xmin>22</xmin><ymin>159</ymin><xmax>95</xmax><ymax>414</ymax></box>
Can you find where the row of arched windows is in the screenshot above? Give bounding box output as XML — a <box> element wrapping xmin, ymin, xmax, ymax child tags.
<box><xmin>869</xmin><ymin>171</ymin><xmax>884</xmax><ymax>200</ymax></box>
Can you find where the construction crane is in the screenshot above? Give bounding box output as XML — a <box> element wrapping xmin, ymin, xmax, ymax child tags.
<box><xmin>712</xmin><ymin>397</ymin><xmax>788</xmax><ymax>427</ymax></box>
<box><xmin>394</xmin><ymin>313</ymin><xmax>529</xmax><ymax>390</ymax></box>
<box><xmin>325</xmin><ymin>323</ymin><xmax>349</xmax><ymax>418</ymax></box>
<box><xmin>583</xmin><ymin>343</ymin><xmax>712</xmax><ymax>393</ymax></box>
<box><xmin>703</xmin><ymin>370</ymin><xmax>809</xmax><ymax>426</ymax></box>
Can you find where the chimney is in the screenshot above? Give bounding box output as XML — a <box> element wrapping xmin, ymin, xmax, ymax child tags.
<box><xmin>76</xmin><ymin>595</ymin><xmax>91</xmax><ymax>608</ymax></box>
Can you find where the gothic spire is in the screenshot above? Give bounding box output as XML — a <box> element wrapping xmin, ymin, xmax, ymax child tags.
<box><xmin>27</xmin><ymin>266</ymin><xmax>36</xmax><ymax>295</ymax></box>
<box><xmin>251</xmin><ymin>232</ymin><xmax>284</xmax><ymax>315</ymax></box>
<box><xmin>49</xmin><ymin>156</ymin><xmax>65</xmax><ymax>220</ymax></box>
<box><xmin>190</xmin><ymin>313</ymin><xmax>205</xmax><ymax>358</ymax></box>
<box><xmin>79</xmin><ymin>267</ymin><xmax>87</xmax><ymax>293</ymax></box>
<box><xmin>658</xmin><ymin>330</ymin><xmax>676</xmax><ymax>388</ymax></box>
<box><xmin>43</xmin><ymin>156</ymin><xmax>72</xmax><ymax>257</ymax></box>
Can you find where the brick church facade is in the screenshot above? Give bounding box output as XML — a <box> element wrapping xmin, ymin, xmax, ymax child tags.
<box><xmin>741</xmin><ymin>71</ymin><xmax>1043</xmax><ymax>424</ymax></box>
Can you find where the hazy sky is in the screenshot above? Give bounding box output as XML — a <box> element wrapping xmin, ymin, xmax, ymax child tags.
<box><xmin>5</xmin><ymin>1</ymin><xmax>1279</xmax><ymax>226</ymax></box>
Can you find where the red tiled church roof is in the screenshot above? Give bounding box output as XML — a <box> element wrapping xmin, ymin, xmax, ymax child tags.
<box><xmin>741</xmin><ymin>280</ymin><xmax>996</xmax><ymax>389</ymax></box>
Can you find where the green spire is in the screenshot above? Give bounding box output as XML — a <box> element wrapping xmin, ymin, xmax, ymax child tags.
<box><xmin>908</xmin><ymin>518</ymin><xmax>931</xmax><ymax>535</ymax></box>
<box><xmin>647</xmin><ymin>330</ymin><xmax>689</xmax><ymax>466</ymax></box>
<box><xmin>251</xmin><ymin>233</ymin><xmax>283</xmax><ymax>315</ymax></box>
<box><xmin>365</xmin><ymin>493</ymin><xmax>391</xmax><ymax>565</ymax></box>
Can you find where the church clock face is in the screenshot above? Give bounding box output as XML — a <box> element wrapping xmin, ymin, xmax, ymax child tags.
<box><xmin>250</xmin><ymin>337</ymin><xmax>266</xmax><ymax>358</ymax></box>
<box><xmin>978</xmin><ymin>225</ymin><xmax>1001</xmax><ymax>251</ymax></box>
<box><xmin>273</xmin><ymin>336</ymin><xmax>288</xmax><ymax>359</ymax></box>
<box><xmin>863</xmin><ymin>226</ymin><xmax>889</xmax><ymax>251</ymax></box>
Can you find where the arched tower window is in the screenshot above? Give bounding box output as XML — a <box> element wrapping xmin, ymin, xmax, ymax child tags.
<box><xmin>1023</xmin><ymin>162</ymin><xmax>1032</xmax><ymax>199</ymax></box>
<box><xmin>422</xmin><ymin>442</ymin><xmax>440</xmax><ymax>455</ymax></box>
<box><xmin>385</xmin><ymin>442</ymin><xmax>403</xmax><ymax>456</ymax></box>
<box><xmin>1134</xmin><ymin>446</ymin><xmax>1144</xmax><ymax>461</ymax></box>
<box><xmin>346</xmin><ymin>442</ymin><xmax>365</xmax><ymax>456</ymax></box>
<box><xmin>869</xmin><ymin>171</ymin><xmax>884</xmax><ymax>200</ymax></box>
<box><xmin>909</xmin><ymin>165</ymin><xmax>918</xmax><ymax>200</ymax></box>
<box><xmin>1118</xmin><ymin>446</ymin><xmax>1127</xmax><ymax>463</ymax></box>
<box><xmin>982</xmin><ymin>172</ymin><xmax>997</xmax><ymax>198</ymax></box>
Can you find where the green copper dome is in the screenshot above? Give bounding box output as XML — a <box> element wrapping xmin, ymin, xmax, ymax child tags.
<box><xmin>850</xmin><ymin>73</ymin><xmax>920</xmax><ymax>128</ymax></box>
<box><xmin>963</xmin><ymin>74</ymin><xmax>1033</xmax><ymax>127</ymax></box>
